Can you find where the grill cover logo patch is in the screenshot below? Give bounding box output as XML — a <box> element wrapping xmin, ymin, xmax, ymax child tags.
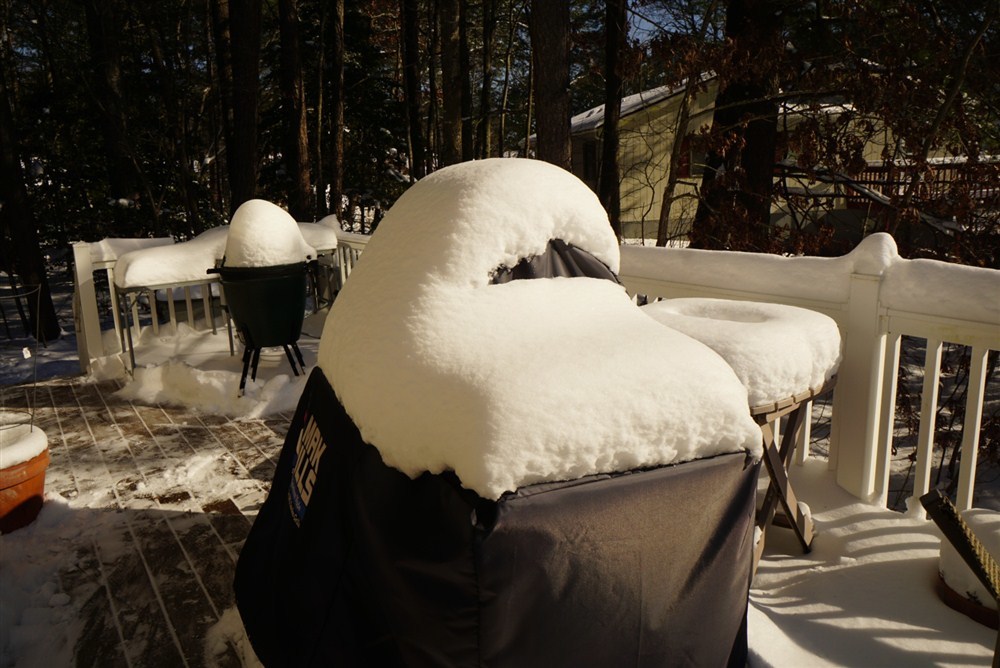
<box><xmin>288</xmin><ymin>412</ymin><xmax>327</xmax><ymax>526</ymax></box>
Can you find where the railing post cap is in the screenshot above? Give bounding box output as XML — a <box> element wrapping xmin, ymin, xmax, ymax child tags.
<box><xmin>849</xmin><ymin>233</ymin><xmax>899</xmax><ymax>276</ymax></box>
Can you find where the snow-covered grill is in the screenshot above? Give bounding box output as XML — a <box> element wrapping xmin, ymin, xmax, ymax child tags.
<box><xmin>235</xmin><ymin>159</ymin><xmax>764</xmax><ymax>666</ymax></box>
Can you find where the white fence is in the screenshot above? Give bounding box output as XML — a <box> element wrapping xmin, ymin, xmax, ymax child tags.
<box><xmin>74</xmin><ymin>230</ymin><xmax>999</xmax><ymax>510</ymax></box>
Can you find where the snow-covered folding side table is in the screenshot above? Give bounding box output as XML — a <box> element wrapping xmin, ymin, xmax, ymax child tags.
<box><xmin>641</xmin><ymin>297</ymin><xmax>842</xmax><ymax>567</ymax></box>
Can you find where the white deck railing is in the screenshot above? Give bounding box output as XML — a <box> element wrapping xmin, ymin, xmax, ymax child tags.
<box><xmin>73</xmin><ymin>231</ymin><xmax>999</xmax><ymax>510</ymax></box>
<box><xmin>617</xmin><ymin>233</ymin><xmax>999</xmax><ymax>512</ymax></box>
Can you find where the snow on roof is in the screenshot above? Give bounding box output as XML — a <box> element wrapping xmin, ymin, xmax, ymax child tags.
<box><xmin>223</xmin><ymin>199</ymin><xmax>314</xmax><ymax>268</ymax></box>
<box><xmin>318</xmin><ymin>158</ymin><xmax>761</xmax><ymax>499</ymax></box>
<box><xmin>569</xmin><ymin>73</ymin><xmax>716</xmax><ymax>134</ymax></box>
<box><xmin>570</xmin><ymin>83</ymin><xmax>683</xmax><ymax>133</ymax></box>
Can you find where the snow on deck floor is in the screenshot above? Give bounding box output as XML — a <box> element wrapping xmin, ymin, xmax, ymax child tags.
<box><xmin>0</xmin><ymin>376</ymin><xmax>276</xmax><ymax>666</ymax></box>
<box><xmin>751</xmin><ymin>458</ymin><xmax>995</xmax><ymax>667</ymax></box>
<box><xmin>1</xmin><ymin>317</ymin><xmax>994</xmax><ymax>665</ymax></box>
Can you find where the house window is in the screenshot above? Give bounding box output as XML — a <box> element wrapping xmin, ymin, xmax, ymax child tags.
<box><xmin>677</xmin><ymin>134</ymin><xmax>706</xmax><ymax>179</ymax></box>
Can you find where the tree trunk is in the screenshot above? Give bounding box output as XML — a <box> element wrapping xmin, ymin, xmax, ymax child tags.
<box><xmin>477</xmin><ymin>0</ymin><xmax>497</xmax><ymax>159</ymax></box>
<box><xmin>523</xmin><ymin>54</ymin><xmax>532</xmax><ymax>158</ymax></box>
<box><xmin>529</xmin><ymin>0</ymin><xmax>571</xmax><ymax>170</ymax></box>
<box><xmin>328</xmin><ymin>0</ymin><xmax>345</xmax><ymax>217</ymax></box>
<box><xmin>439</xmin><ymin>0</ymin><xmax>463</xmax><ymax>166</ymax></box>
<box><xmin>497</xmin><ymin>0</ymin><xmax>520</xmax><ymax>158</ymax></box>
<box><xmin>655</xmin><ymin>84</ymin><xmax>693</xmax><ymax>247</ymax></box>
<box><xmin>145</xmin><ymin>19</ymin><xmax>201</xmax><ymax>237</ymax></box>
<box><xmin>459</xmin><ymin>0</ymin><xmax>473</xmax><ymax>162</ymax></box>
<box><xmin>210</xmin><ymin>0</ymin><xmax>235</xmax><ymax>213</ymax></box>
<box><xmin>83</xmin><ymin>0</ymin><xmax>144</xmax><ymax>236</ymax></box>
<box><xmin>599</xmin><ymin>0</ymin><xmax>627</xmax><ymax>240</ymax></box>
<box><xmin>0</xmin><ymin>64</ymin><xmax>60</xmax><ymax>341</ymax></box>
<box><xmin>279</xmin><ymin>0</ymin><xmax>313</xmax><ymax>220</ymax></box>
<box><xmin>657</xmin><ymin>0</ymin><xmax>718</xmax><ymax>248</ymax></box>
<box><xmin>401</xmin><ymin>0</ymin><xmax>426</xmax><ymax>179</ymax></box>
<box><xmin>313</xmin><ymin>4</ymin><xmax>326</xmax><ymax>214</ymax></box>
<box><xmin>427</xmin><ymin>0</ymin><xmax>439</xmax><ymax>170</ymax></box>
<box><xmin>690</xmin><ymin>0</ymin><xmax>781</xmax><ymax>251</ymax></box>
<box><xmin>226</xmin><ymin>0</ymin><xmax>262</xmax><ymax>213</ymax></box>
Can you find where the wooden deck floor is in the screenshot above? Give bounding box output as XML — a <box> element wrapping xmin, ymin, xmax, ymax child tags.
<box><xmin>5</xmin><ymin>373</ymin><xmax>993</xmax><ymax>667</ymax></box>
<box><xmin>3</xmin><ymin>375</ymin><xmax>288</xmax><ymax>666</ymax></box>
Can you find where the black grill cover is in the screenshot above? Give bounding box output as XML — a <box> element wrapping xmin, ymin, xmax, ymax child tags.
<box><xmin>491</xmin><ymin>239</ymin><xmax>620</xmax><ymax>285</ymax></box>
<box><xmin>234</xmin><ymin>368</ymin><xmax>758</xmax><ymax>667</ymax></box>
<box><xmin>215</xmin><ymin>262</ymin><xmax>308</xmax><ymax>350</ymax></box>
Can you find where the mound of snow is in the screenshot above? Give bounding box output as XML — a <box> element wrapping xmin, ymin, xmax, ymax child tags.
<box><xmin>115</xmin><ymin>226</ymin><xmax>229</xmax><ymax>288</ymax></box>
<box><xmin>0</xmin><ymin>414</ymin><xmax>47</xmax><ymax>468</ymax></box>
<box><xmin>319</xmin><ymin>158</ymin><xmax>760</xmax><ymax>499</ymax></box>
<box><xmin>224</xmin><ymin>199</ymin><xmax>314</xmax><ymax>267</ymax></box>
<box><xmin>642</xmin><ymin>298</ymin><xmax>842</xmax><ymax>408</ymax></box>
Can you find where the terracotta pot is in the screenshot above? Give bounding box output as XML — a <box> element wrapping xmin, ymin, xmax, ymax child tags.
<box><xmin>0</xmin><ymin>446</ymin><xmax>50</xmax><ymax>534</ymax></box>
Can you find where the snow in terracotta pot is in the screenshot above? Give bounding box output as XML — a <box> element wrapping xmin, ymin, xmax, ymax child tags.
<box><xmin>318</xmin><ymin>157</ymin><xmax>762</xmax><ymax>500</ymax></box>
<box><xmin>0</xmin><ymin>411</ymin><xmax>49</xmax><ymax>533</ymax></box>
<box><xmin>223</xmin><ymin>199</ymin><xmax>315</xmax><ymax>267</ymax></box>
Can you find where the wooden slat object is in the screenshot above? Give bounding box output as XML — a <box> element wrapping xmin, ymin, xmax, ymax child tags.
<box><xmin>920</xmin><ymin>490</ymin><xmax>1000</xmax><ymax>667</ymax></box>
<box><xmin>751</xmin><ymin>377</ymin><xmax>836</xmax><ymax>573</ymax></box>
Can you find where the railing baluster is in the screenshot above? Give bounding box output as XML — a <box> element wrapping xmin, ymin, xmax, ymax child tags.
<box><xmin>956</xmin><ymin>346</ymin><xmax>990</xmax><ymax>511</ymax></box>
<box><xmin>912</xmin><ymin>337</ymin><xmax>943</xmax><ymax>509</ymax></box>
<box><xmin>874</xmin><ymin>332</ymin><xmax>902</xmax><ymax>507</ymax></box>
<box><xmin>149</xmin><ymin>289</ymin><xmax>159</xmax><ymax>335</ymax></box>
<box><xmin>203</xmin><ymin>283</ymin><xmax>214</xmax><ymax>333</ymax></box>
<box><xmin>167</xmin><ymin>288</ymin><xmax>178</xmax><ymax>330</ymax></box>
<box><xmin>184</xmin><ymin>286</ymin><xmax>195</xmax><ymax>328</ymax></box>
<box><xmin>130</xmin><ymin>293</ymin><xmax>141</xmax><ymax>341</ymax></box>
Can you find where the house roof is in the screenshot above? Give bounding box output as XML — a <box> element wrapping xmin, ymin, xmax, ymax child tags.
<box><xmin>570</xmin><ymin>73</ymin><xmax>716</xmax><ymax>134</ymax></box>
<box><xmin>570</xmin><ymin>75</ymin><xmax>859</xmax><ymax>137</ymax></box>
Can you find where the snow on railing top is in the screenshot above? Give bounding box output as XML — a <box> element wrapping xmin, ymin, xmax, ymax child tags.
<box><xmin>882</xmin><ymin>257</ymin><xmax>999</xmax><ymax>325</ymax></box>
<box><xmin>110</xmin><ymin>221</ymin><xmax>339</xmax><ymax>290</ymax></box>
<box><xmin>621</xmin><ymin>233</ymin><xmax>1000</xmax><ymax>327</ymax></box>
<box><xmin>88</xmin><ymin>237</ymin><xmax>173</xmax><ymax>266</ymax></box>
<box><xmin>618</xmin><ymin>235</ymin><xmax>891</xmax><ymax>305</ymax></box>
<box><xmin>115</xmin><ymin>226</ymin><xmax>229</xmax><ymax>289</ymax></box>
